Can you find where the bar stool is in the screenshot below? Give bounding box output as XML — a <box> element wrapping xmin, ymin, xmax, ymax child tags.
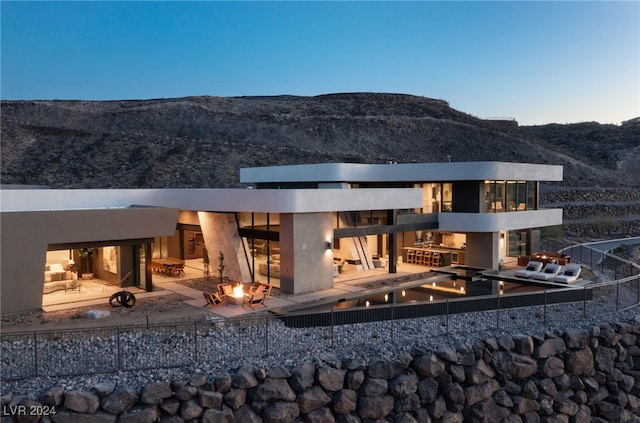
<box><xmin>407</xmin><ymin>249</ymin><xmax>416</xmax><ymax>264</ymax></box>
<box><xmin>431</xmin><ymin>252</ymin><xmax>442</xmax><ymax>267</ymax></box>
<box><xmin>422</xmin><ymin>251</ymin><xmax>432</xmax><ymax>266</ymax></box>
<box><xmin>414</xmin><ymin>250</ymin><xmax>424</xmax><ymax>266</ymax></box>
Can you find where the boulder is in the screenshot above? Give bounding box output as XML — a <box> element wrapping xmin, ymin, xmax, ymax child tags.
<box><xmin>316</xmin><ymin>366</ymin><xmax>346</xmax><ymax>392</ymax></box>
<box><xmin>417</xmin><ymin>378</ymin><xmax>439</xmax><ymax>404</ymax></box>
<box><xmin>201</xmin><ymin>407</ymin><xmax>234</xmax><ymax>423</ymax></box>
<box><xmin>565</xmin><ymin>348</ymin><xmax>595</xmax><ymax>376</ymax></box>
<box><xmin>594</xmin><ymin>346</ymin><xmax>617</xmax><ymax>374</ymax></box>
<box><xmin>442</xmin><ymin>382</ymin><xmax>465</xmax><ymax>404</ymax></box>
<box><xmin>40</xmin><ymin>387</ymin><xmax>64</xmax><ymax>406</ymax></box>
<box><xmin>455</xmin><ymin>342</ymin><xmax>476</xmax><ymax>366</ymax></box>
<box><xmin>464</xmin><ymin>379</ymin><xmax>500</xmax><ymax>406</ymax></box>
<box><xmin>118</xmin><ymin>405</ymin><xmax>159</xmax><ymax>423</ymax></box>
<box><xmin>388</xmin><ymin>372</ymin><xmax>418</xmax><ymax>398</ymax></box>
<box><xmin>435</xmin><ymin>345</ymin><xmax>459</xmax><ymax>363</ymax></box>
<box><xmin>394</xmin><ymin>393</ymin><xmax>421</xmax><ymax>413</ymax></box>
<box><xmin>180</xmin><ymin>398</ymin><xmax>203</xmax><ymax>421</ymax></box>
<box><xmin>541</xmin><ymin>356</ymin><xmax>565</xmax><ymax>378</ymax></box>
<box><xmin>564</xmin><ymin>328</ymin><xmax>591</xmax><ymax>349</ymax></box>
<box><xmin>141</xmin><ymin>382</ymin><xmax>172</xmax><ymax>405</ymax></box>
<box><xmin>345</xmin><ymin>369</ymin><xmax>365</xmax><ymax>390</ymax></box>
<box><xmin>289</xmin><ymin>362</ymin><xmax>316</xmax><ymax>392</ymax></box>
<box><xmin>360</xmin><ymin>377</ymin><xmax>388</xmax><ymax>397</ymax></box>
<box><xmin>367</xmin><ymin>358</ymin><xmax>405</xmax><ymax>379</ymax></box>
<box><xmin>223</xmin><ymin>389</ymin><xmax>246</xmax><ymax>410</ymax></box>
<box><xmin>465</xmin><ymin>358</ymin><xmax>496</xmax><ymax>385</ymax></box>
<box><xmin>492</xmin><ymin>351</ymin><xmax>538</xmax><ymax>380</ymax></box>
<box><xmin>535</xmin><ymin>337</ymin><xmax>567</xmax><ymax>359</ymax></box>
<box><xmin>512</xmin><ymin>334</ymin><xmax>535</xmax><ymax>355</ymax></box>
<box><xmin>332</xmin><ymin>389</ymin><xmax>357</xmax><ymax>415</ymax></box>
<box><xmin>250</xmin><ymin>378</ymin><xmax>296</xmax><ymax>402</ymax></box>
<box><xmin>357</xmin><ymin>394</ymin><xmax>394</xmax><ymax>420</ymax></box>
<box><xmin>262</xmin><ymin>401</ymin><xmax>300</xmax><ymax>423</ymax></box>
<box><xmin>233</xmin><ymin>404</ymin><xmax>262</xmax><ymax>423</ymax></box>
<box><xmin>160</xmin><ymin>398</ymin><xmax>180</xmax><ymax>416</ymax></box>
<box><xmin>268</xmin><ymin>365</ymin><xmax>291</xmax><ymax>379</ymax></box>
<box><xmin>64</xmin><ymin>390</ymin><xmax>101</xmax><ymax>414</ymax></box>
<box><xmin>512</xmin><ymin>395</ymin><xmax>540</xmax><ymax>414</ymax></box>
<box><xmin>297</xmin><ymin>385</ymin><xmax>331</xmax><ymax>414</ymax></box>
<box><xmin>413</xmin><ymin>353</ymin><xmax>445</xmax><ymax>378</ymax></box>
<box><xmin>200</xmin><ymin>390</ymin><xmax>223</xmax><ymax>409</ymax></box>
<box><xmin>92</xmin><ymin>382</ymin><xmax>116</xmax><ymax>399</ymax></box>
<box><xmin>305</xmin><ymin>407</ymin><xmax>335</xmax><ymax>423</ymax></box>
<box><xmin>233</xmin><ymin>365</ymin><xmax>259</xmax><ymax>389</ymax></box>
<box><xmin>215</xmin><ymin>374</ymin><xmax>233</xmax><ymax>393</ymax></box>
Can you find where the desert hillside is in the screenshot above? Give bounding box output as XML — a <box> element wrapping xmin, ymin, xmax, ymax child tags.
<box><xmin>1</xmin><ymin>93</ymin><xmax>639</xmax><ymax>236</ymax></box>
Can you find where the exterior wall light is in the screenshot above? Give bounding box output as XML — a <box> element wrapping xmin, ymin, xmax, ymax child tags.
<box><xmin>326</xmin><ymin>241</ymin><xmax>332</xmax><ymax>249</ymax></box>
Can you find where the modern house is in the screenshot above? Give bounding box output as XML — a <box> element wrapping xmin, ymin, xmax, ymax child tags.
<box><xmin>0</xmin><ymin>161</ymin><xmax>563</xmax><ymax>314</ymax></box>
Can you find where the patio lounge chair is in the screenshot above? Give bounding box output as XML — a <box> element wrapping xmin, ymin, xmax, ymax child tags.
<box><xmin>243</xmin><ymin>283</ymin><xmax>272</xmax><ymax>309</ymax></box>
<box><xmin>203</xmin><ymin>292</ymin><xmax>222</xmax><ymax>307</ymax></box>
<box><xmin>215</xmin><ymin>283</ymin><xmax>235</xmax><ymax>305</ymax></box>
<box><xmin>532</xmin><ymin>263</ymin><xmax>562</xmax><ymax>281</ymax></box>
<box><xmin>514</xmin><ymin>260</ymin><xmax>543</xmax><ymax>278</ymax></box>
<box><xmin>553</xmin><ymin>264</ymin><xmax>582</xmax><ymax>284</ymax></box>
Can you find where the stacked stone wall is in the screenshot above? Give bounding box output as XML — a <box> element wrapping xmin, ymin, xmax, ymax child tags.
<box><xmin>3</xmin><ymin>318</ymin><xmax>640</xmax><ymax>422</ymax></box>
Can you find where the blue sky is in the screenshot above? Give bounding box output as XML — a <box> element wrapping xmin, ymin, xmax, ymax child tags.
<box><xmin>1</xmin><ymin>1</ymin><xmax>638</xmax><ymax>125</ymax></box>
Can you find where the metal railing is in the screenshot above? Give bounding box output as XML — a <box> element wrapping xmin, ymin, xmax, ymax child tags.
<box><xmin>2</xmin><ymin>240</ymin><xmax>639</xmax><ymax>381</ymax></box>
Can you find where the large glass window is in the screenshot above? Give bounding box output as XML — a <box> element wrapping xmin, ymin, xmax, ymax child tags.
<box><xmin>486</xmin><ymin>181</ymin><xmax>536</xmax><ymax>212</ymax></box>
<box><xmin>334</xmin><ymin>211</ymin><xmax>388</xmax><ymax>228</ymax></box>
<box><xmin>442</xmin><ymin>183</ymin><xmax>453</xmax><ymax>212</ymax></box>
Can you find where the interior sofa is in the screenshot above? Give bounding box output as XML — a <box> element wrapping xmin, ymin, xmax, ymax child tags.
<box><xmin>258</xmin><ymin>255</ymin><xmax>280</xmax><ymax>278</ymax></box>
<box><xmin>44</xmin><ymin>262</ymin><xmax>79</xmax><ymax>294</ymax></box>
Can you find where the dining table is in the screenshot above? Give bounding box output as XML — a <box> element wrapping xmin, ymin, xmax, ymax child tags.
<box><xmin>151</xmin><ymin>258</ymin><xmax>185</xmax><ymax>276</ymax></box>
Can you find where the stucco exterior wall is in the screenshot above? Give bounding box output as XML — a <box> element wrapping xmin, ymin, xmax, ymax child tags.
<box><xmin>279</xmin><ymin>213</ymin><xmax>334</xmax><ymax>294</ymax></box>
<box><xmin>1</xmin><ymin>207</ymin><xmax>179</xmax><ymax>314</ymax></box>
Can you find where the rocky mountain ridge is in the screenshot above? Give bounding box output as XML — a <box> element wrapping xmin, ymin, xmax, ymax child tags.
<box><xmin>2</xmin><ymin>93</ymin><xmax>638</xmax><ymax>189</ymax></box>
<box><xmin>1</xmin><ymin>93</ymin><xmax>639</xmax><ymax>236</ymax></box>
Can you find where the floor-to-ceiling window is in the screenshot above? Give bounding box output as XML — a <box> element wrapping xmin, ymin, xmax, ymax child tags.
<box><xmin>238</xmin><ymin>212</ymin><xmax>281</xmax><ymax>287</ymax></box>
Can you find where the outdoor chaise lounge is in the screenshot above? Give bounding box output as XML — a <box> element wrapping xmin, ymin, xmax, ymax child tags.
<box><xmin>532</xmin><ymin>263</ymin><xmax>563</xmax><ymax>281</ymax></box>
<box><xmin>553</xmin><ymin>264</ymin><xmax>582</xmax><ymax>284</ymax></box>
<box><xmin>514</xmin><ymin>260</ymin><xmax>543</xmax><ymax>279</ymax></box>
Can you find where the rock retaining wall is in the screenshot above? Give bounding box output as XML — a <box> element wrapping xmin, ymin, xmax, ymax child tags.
<box><xmin>2</xmin><ymin>318</ymin><xmax>640</xmax><ymax>423</ymax></box>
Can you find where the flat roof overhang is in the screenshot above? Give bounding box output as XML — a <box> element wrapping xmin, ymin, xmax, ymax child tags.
<box><xmin>0</xmin><ymin>188</ymin><xmax>423</xmax><ymax>214</ymax></box>
<box><xmin>240</xmin><ymin>161</ymin><xmax>563</xmax><ymax>184</ymax></box>
<box><xmin>437</xmin><ymin>209</ymin><xmax>563</xmax><ymax>232</ymax></box>
<box><xmin>1</xmin><ymin>207</ymin><xmax>180</xmax><ymax>244</ymax></box>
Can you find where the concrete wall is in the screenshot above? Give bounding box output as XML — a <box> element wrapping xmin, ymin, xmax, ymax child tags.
<box><xmin>280</xmin><ymin>213</ymin><xmax>334</xmax><ymax>294</ymax></box>
<box><xmin>198</xmin><ymin>212</ymin><xmax>252</xmax><ymax>283</ymax></box>
<box><xmin>0</xmin><ymin>208</ymin><xmax>178</xmax><ymax>314</ymax></box>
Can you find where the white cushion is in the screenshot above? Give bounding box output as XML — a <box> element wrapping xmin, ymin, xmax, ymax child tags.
<box><xmin>49</xmin><ymin>263</ymin><xmax>65</xmax><ymax>273</ymax></box>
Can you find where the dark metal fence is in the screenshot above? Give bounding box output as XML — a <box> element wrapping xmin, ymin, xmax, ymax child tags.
<box><xmin>2</xmin><ymin>240</ymin><xmax>639</xmax><ymax>381</ymax></box>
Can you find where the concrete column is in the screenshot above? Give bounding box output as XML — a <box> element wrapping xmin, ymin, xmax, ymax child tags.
<box><xmin>279</xmin><ymin>213</ymin><xmax>334</xmax><ymax>294</ymax></box>
<box><xmin>465</xmin><ymin>232</ymin><xmax>501</xmax><ymax>270</ymax></box>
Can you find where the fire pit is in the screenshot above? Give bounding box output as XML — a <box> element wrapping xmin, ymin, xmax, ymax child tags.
<box><xmin>227</xmin><ymin>283</ymin><xmax>245</xmax><ymax>305</ymax></box>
